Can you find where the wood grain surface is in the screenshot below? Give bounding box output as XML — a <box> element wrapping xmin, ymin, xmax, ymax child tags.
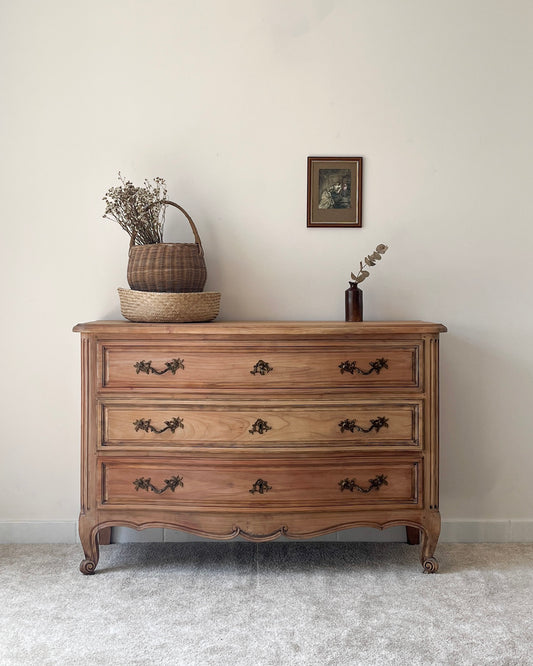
<box><xmin>76</xmin><ymin>320</ymin><xmax>445</xmax><ymax>574</ymax></box>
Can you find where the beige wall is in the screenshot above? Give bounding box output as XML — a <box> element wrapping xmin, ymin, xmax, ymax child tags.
<box><xmin>1</xmin><ymin>0</ymin><xmax>532</xmax><ymax>538</ymax></box>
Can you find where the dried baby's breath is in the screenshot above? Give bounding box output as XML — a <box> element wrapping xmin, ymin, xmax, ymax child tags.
<box><xmin>103</xmin><ymin>173</ymin><xmax>168</xmax><ymax>245</ymax></box>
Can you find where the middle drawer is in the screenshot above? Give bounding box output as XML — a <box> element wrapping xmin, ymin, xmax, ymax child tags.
<box><xmin>100</xmin><ymin>401</ymin><xmax>421</xmax><ymax>449</ymax></box>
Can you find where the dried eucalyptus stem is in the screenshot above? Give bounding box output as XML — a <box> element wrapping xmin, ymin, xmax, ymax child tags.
<box><xmin>103</xmin><ymin>173</ymin><xmax>167</xmax><ymax>245</ymax></box>
<box><xmin>351</xmin><ymin>244</ymin><xmax>389</xmax><ymax>284</ymax></box>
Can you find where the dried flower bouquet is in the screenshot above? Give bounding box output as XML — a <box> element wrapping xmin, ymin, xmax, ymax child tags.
<box><xmin>103</xmin><ymin>174</ymin><xmax>167</xmax><ymax>245</ymax></box>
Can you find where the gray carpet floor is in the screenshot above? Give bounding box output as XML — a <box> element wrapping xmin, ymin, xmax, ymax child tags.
<box><xmin>0</xmin><ymin>543</ymin><xmax>532</xmax><ymax>665</ymax></box>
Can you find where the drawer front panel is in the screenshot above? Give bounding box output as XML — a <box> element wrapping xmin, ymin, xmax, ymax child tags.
<box><xmin>101</xmin><ymin>403</ymin><xmax>421</xmax><ymax>448</ymax></box>
<box><xmin>100</xmin><ymin>458</ymin><xmax>421</xmax><ymax>509</ymax></box>
<box><xmin>101</xmin><ymin>344</ymin><xmax>420</xmax><ymax>391</ymax></box>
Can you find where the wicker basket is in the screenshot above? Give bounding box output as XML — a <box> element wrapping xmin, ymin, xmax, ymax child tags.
<box><xmin>127</xmin><ymin>201</ymin><xmax>207</xmax><ymax>293</ymax></box>
<box><xmin>118</xmin><ymin>288</ymin><xmax>221</xmax><ymax>323</ymax></box>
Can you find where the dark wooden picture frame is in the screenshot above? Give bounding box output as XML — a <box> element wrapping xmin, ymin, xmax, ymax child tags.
<box><xmin>307</xmin><ymin>156</ymin><xmax>362</xmax><ymax>227</ymax></box>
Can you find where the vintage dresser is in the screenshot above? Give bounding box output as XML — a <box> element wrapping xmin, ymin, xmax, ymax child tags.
<box><xmin>73</xmin><ymin>320</ymin><xmax>446</xmax><ymax>574</ymax></box>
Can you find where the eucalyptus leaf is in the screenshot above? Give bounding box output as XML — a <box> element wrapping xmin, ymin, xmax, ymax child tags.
<box><xmin>349</xmin><ymin>243</ymin><xmax>389</xmax><ymax>285</ymax></box>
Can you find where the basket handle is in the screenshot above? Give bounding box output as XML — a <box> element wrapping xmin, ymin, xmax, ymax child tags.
<box><xmin>129</xmin><ymin>200</ymin><xmax>204</xmax><ymax>258</ymax></box>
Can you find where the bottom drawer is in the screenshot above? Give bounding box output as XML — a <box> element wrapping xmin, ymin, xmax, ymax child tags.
<box><xmin>100</xmin><ymin>457</ymin><xmax>421</xmax><ymax>509</ymax></box>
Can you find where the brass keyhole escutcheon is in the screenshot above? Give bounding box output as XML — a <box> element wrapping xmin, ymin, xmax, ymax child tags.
<box><xmin>249</xmin><ymin>479</ymin><xmax>272</xmax><ymax>494</ymax></box>
<box><xmin>249</xmin><ymin>418</ymin><xmax>272</xmax><ymax>435</ymax></box>
<box><xmin>250</xmin><ymin>360</ymin><xmax>273</xmax><ymax>375</ymax></box>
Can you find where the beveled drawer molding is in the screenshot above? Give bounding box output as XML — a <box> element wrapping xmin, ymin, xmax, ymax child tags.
<box><xmin>74</xmin><ymin>320</ymin><xmax>446</xmax><ymax>574</ymax></box>
<box><xmin>99</xmin><ymin>457</ymin><xmax>421</xmax><ymax>509</ymax></box>
<box><xmin>100</xmin><ymin>344</ymin><xmax>421</xmax><ymax>392</ymax></box>
<box><xmin>100</xmin><ymin>402</ymin><xmax>422</xmax><ymax>449</ymax></box>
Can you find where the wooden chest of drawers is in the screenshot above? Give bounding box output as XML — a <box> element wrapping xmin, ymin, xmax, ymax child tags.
<box><xmin>73</xmin><ymin>320</ymin><xmax>446</xmax><ymax>573</ymax></box>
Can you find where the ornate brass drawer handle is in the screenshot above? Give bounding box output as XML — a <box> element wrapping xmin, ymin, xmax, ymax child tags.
<box><xmin>133</xmin><ymin>475</ymin><xmax>184</xmax><ymax>494</ymax></box>
<box><xmin>133</xmin><ymin>417</ymin><xmax>184</xmax><ymax>434</ymax></box>
<box><xmin>339</xmin><ymin>475</ymin><xmax>388</xmax><ymax>493</ymax></box>
<box><xmin>338</xmin><ymin>358</ymin><xmax>389</xmax><ymax>375</ymax></box>
<box><xmin>134</xmin><ymin>358</ymin><xmax>185</xmax><ymax>375</ymax></box>
<box><xmin>250</xmin><ymin>479</ymin><xmax>272</xmax><ymax>494</ymax></box>
<box><xmin>249</xmin><ymin>418</ymin><xmax>272</xmax><ymax>435</ymax></box>
<box><xmin>250</xmin><ymin>360</ymin><xmax>273</xmax><ymax>375</ymax></box>
<box><xmin>338</xmin><ymin>416</ymin><xmax>389</xmax><ymax>434</ymax></box>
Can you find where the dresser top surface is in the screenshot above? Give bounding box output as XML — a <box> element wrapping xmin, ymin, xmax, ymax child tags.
<box><xmin>73</xmin><ymin>320</ymin><xmax>447</xmax><ymax>336</ymax></box>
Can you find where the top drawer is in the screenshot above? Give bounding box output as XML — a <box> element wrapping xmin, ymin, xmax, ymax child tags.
<box><xmin>99</xmin><ymin>342</ymin><xmax>421</xmax><ymax>392</ymax></box>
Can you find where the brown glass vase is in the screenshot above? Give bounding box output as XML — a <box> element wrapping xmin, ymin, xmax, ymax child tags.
<box><xmin>345</xmin><ymin>281</ymin><xmax>363</xmax><ymax>322</ymax></box>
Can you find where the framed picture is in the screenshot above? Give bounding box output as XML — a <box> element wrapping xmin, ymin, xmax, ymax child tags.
<box><xmin>307</xmin><ymin>156</ymin><xmax>362</xmax><ymax>228</ymax></box>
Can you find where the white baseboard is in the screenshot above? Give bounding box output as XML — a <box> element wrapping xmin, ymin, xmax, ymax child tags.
<box><xmin>1</xmin><ymin>520</ymin><xmax>533</xmax><ymax>544</ymax></box>
<box><xmin>0</xmin><ymin>521</ymin><xmax>78</xmax><ymax>544</ymax></box>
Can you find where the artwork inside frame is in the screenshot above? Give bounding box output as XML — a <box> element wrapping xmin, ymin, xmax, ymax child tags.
<box><xmin>307</xmin><ymin>156</ymin><xmax>362</xmax><ymax>227</ymax></box>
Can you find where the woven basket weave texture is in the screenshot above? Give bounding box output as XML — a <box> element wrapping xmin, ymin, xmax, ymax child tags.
<box><xmin>127</xmin><ymin>242</ymin><xmax>207</xmax><ymax>293</ymax></box>
<box><xmin>127</xmin><ymin>201</ymin><xmax>207</xmax><ymax>293</ymax></box>
<box><xmin>118</xmin><ymin>288</ymin><xmax>220</xmax><ymax>323</ymax></box>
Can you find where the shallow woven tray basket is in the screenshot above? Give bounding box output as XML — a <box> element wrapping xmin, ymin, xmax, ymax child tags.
<box><xmin>118</xmin><ymin>288</ymin><xmax>221</xmax><ymax>323</ymax></box>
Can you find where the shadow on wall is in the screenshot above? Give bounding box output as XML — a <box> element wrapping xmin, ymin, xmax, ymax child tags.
<box><xmin>102</xmin><ymin>303</ymin><xmax>123</xmax><ymax>320</ymax></box>
<box><xmin>439</xmin><ymin>330</ymin><xmax>532</xmax><ymax>516</ymax></box>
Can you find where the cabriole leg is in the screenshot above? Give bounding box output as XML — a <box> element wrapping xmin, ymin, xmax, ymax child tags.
<box><xmin>420</xmin><ymin>512</ymin><xmax>441</xmax><ymax>573</ymax></box>
<box><xmin>79</xmin><ymin>515</ymin><xmax>100</xmax><ymax>575</ymax></box>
